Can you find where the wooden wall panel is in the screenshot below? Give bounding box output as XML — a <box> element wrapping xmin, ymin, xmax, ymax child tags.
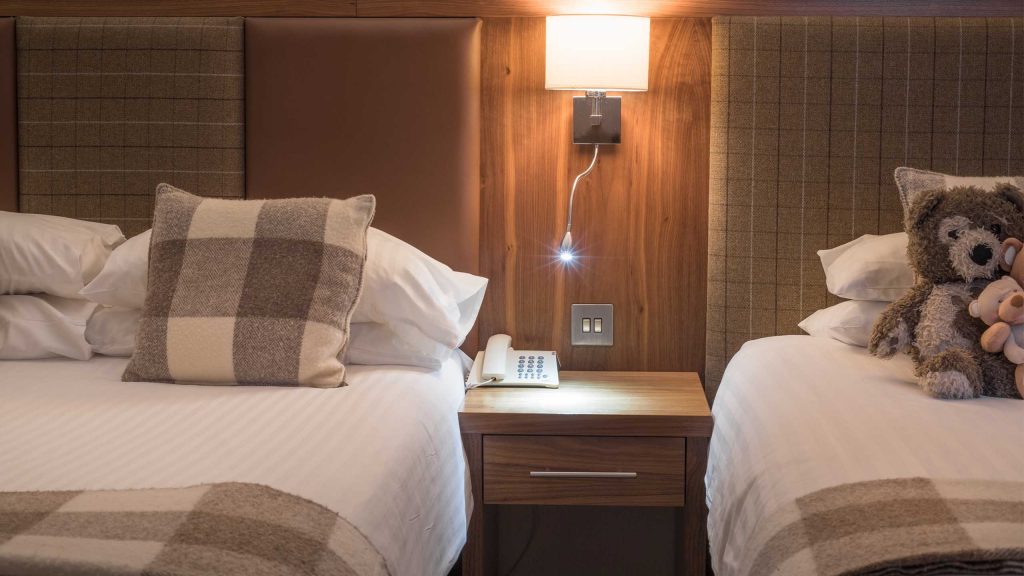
<box><xmin>1</xmin><ymin>1</ymin><xmax>1016</xmax><ymax>17</ymax></box>
<box><xmin>359</xmin><ymin>1</ymin><xmax>1022</xmax><ymax>17</ymax></box>
<box><xmin>478</xmin><ymin>17</ymin><xmax>710</xmax><ymax>373</ymax></box>
<box><xmin>0</xmin><ymin>1</ymin><xmax>356</xmax><ymax>16</ymax></box>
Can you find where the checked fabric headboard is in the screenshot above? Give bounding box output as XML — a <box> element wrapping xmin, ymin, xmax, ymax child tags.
<box><xmin>12</xmin><ymin>17</ymin><xmax>245</xmax><ymax>237</ymax></box>
<box><xmin>706</xmin><ymin>16</ymin><xmax>1024</xmax><ymax>402</ymax></box>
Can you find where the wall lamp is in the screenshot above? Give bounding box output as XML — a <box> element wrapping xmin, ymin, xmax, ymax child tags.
<box><xmin>545</xmin><ymin>15</ymin><xmax>650</xmax><ymax>263</ymax></box>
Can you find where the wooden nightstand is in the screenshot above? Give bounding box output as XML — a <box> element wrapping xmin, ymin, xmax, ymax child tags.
<box><xmin>458</xmin><ymin>371</ymin><xmax>713</xmax><ymax>576</ymax></box>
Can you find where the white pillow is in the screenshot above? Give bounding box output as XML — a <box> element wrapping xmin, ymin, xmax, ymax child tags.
<box><xmin>0</xmin><ymin>294</ymin><xmax>98</xmax><ymax>360</ymax></box>
<box><xmin>0</xmin><ymin>212</ymin><xmax>125</xmax><ymax>298</ymax></box>
<box><xmin>85</xmin><ymin>307</ymin><xmax>141</xmax><ymax>357</ymax></box>
<box><xmin>352</xmin><ymin>228</ymin><xmax>487</xmax><ymax>349</ymax></box>
<box><xmin>818</xmin><ymin>233</ymin><xmax>914</xmax><ymax>301</ymax></box>
<box><xmin>798</xmin><ymin>300</ymin><xmax>889</xmax><ymax>348</ymax></box>
<box><xmin>80</xmin><ymin>230</ymin><xmax>151</xmax><ymax>309</ymax></box>
<box><xmin>894</xmin><ymin>167</ymin><xmax>1024</xmax><ymax>214</ymax></box>
<box><xmin>344</xmin><ymin>322</ymin><xmax>454</xmax><ymax>369</ymax></box>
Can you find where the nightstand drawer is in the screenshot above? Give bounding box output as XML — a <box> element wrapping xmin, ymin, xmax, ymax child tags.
<box><xmin>483</xmin><ymin>435</ymin><xmax>685</xmax><ymax>506</ymax></box>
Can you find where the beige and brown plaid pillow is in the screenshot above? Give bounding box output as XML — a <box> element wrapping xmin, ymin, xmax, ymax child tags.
<box><xmin>123</xmin><ymin>184</ymin><xmax>375</xmax><ymax>387</ymax></box>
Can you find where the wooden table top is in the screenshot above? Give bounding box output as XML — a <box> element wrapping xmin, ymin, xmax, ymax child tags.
<box><xmin>459</xmin><ymin>371</ymin><xmax>712</xmax><ymax>437</ymax></box>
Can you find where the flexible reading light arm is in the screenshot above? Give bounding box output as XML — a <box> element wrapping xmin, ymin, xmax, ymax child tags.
<box><xmin>559</xmin><ymin>144</ymin><xmax>600</xmax><ymax>259</ymax></box>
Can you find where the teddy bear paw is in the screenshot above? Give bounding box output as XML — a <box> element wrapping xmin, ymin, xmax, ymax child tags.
<box><xmin>921</xmin><ymin>370</ymin><xmax>978</xmax><ymax>400</ymax></box>
<box><xmin>870</xmin><ymin>319</ymin><xmax>909</xmax><ymax>358</ymax></box>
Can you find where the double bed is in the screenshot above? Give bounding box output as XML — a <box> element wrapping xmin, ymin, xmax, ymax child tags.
<box><xmin>0</xmin><ymin>355</ymin><xmax>471</xmax><ymax>575</ymax></box>
<box><xmin>0</xmin><ymin>15</ymin><xmax>481</xmax><ymax>576</ymax></box>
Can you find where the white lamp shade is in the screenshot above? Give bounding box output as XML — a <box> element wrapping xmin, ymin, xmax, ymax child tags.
<box><xmin>545</xmin><ymin>15</ymin><xmax>650</xmax><ymax>92</ymax></box>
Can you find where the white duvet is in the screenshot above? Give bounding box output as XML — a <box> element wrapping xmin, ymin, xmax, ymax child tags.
<box><xmin>0</xmin><ymin>353</ymin><xmax>471</xmax><ymax>576</ymax></box>
<box><xmin>707</xmin><ymin>335</ymin><xmax>1024</xmax><ymax>576</ymax></box>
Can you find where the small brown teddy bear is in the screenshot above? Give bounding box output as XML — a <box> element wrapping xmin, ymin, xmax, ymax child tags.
<box><xmin>968</xmin><ymin>276</ymin><xmax>1024</xmax><ymax>396</ymax></box>
<box><xmin>869</xmin><ymin>183</ymin><xmax>1024</xmax><ymax>399</ymax></box>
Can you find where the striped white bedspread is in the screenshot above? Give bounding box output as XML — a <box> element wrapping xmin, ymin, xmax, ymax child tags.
<box><xmin>706</xmin><ymin>335</ymin><xmax>1024</xmax><ymax>576</ymax></box>
<box><xmin>0</xmin><ymin>353</ymin><xmax>471</xmax><ymax>576</ymax></box>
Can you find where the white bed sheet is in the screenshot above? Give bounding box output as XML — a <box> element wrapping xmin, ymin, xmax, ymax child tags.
<box><xmin>707</xmin><ymin>335</ymin><xmax>1024</xmax><ymax>576</ymax></box>
<box><xmin>0</xmin><ymin>353</ymin><xmax>471</xmax><ymax>576</ymax></box>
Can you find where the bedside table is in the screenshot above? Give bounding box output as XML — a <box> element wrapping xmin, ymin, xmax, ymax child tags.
<box><xmin>458</xmin><ymin>371</ymin><xmax>713</xmax><ymax>576</ymax></box>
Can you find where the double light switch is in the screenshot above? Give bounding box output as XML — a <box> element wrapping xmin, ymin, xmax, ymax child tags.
<box><xmin>571</xmin><ymin>303</ymin><xmax>613</xmax><ymax>346</ymax></box>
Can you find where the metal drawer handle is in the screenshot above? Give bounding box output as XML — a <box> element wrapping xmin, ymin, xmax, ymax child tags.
<box><xmin>529</xmin><ymin>471</ymin><xmax>638</xmax><ymax>479</ymax></box>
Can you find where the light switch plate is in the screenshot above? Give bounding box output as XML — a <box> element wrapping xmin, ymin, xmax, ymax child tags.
<box><xmin>571</xmin><ymin>303</ymin><xmax>614</xmax><ymax>346</ymax></box>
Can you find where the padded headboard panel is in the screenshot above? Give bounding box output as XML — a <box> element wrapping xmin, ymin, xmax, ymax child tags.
<box><xmin>707</xmin><ymin>16</ymin><xmax>1024</xmax><ymax>401</ymax></box>
<box><xmin>245</xmin><ymin>18</ymin><xmax>481</xmax><ymax>275</ymax></box>
<box><xmin>15</xmin><ymin>17</ymin><xmax>244</xmax><ymax>236</ymax></box>
<box><xmin>0</xmin><ymin>18</ymin><xmax>15</xmax><ymax>212</ymax></box>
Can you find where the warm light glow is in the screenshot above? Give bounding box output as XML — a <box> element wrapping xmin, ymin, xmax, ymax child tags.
<box><xmin>545</xmin><ymin>15</ymin><xmax>650</xmax><ymax>92</ymax></box>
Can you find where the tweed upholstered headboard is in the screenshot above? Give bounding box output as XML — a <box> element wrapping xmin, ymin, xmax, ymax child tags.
<box><xmin>1</xmin><ymin>16</ymin><xmax>481</xmax><ymax>277</ymax></box>
<box><xmin>13</xmin><ymin>17</ymin><xmax>245</xmax><ymax>237</ymax></box>
<box><xmin>706</xmin><ymin>16</ymin><xmax>1024</xmax><ymax>402</ymax></box>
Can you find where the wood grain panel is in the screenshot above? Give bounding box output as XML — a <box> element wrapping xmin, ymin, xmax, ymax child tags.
<box><xmin>483</xmin><ymin>435</ymin><xmax>685</xmax><ymax>506</ymax></box>
<box><xmin>478</xmin><ymin>17</ymin><xmax>710</xmax><ymax>374</ymax></box>
<box><xmin>6</xmin><ymin>1</ymin><xmax>1011</xmax><ymax>17</ymax></box>
<box><xmin>359</xmin><ymin>1</ymin><xmax>1022</xmax><ymax>17</ymax></box>
<box><xmin>0</xmin><ymin>0</ymin><xmax>356</xmax><ymax>16</ymax></box>
<box><xmin>461</xmin><ymin>433</ymin><xmax>497</xmax><ymax>576</ymax></box>
<box><xmin>678</xmin><ymin>436</ymin><xmax>708</xmax><ymax>576</ymax></box>
<box><xmin>460</xmin><ymin>371</ymin><xmax>713</xmax><ymax>437</ymax></box>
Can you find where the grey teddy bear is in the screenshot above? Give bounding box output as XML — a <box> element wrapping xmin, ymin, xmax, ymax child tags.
<box><xmin>869</xmin><ymin>183</ymin><xmax>1024</xmax><ymax>399</ymax></box>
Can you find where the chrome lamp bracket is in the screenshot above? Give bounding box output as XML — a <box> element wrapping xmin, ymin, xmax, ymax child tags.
<box><xmin>572</xmin><ymin>91</ymin><xmax>621</xmax><ymax>145</ymax></box>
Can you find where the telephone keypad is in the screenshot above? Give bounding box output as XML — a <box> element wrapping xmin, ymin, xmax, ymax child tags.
<box><xmin>515</xmin><ymin>353</ymin><xmax>553</xmax><ymax>381</ymax></box>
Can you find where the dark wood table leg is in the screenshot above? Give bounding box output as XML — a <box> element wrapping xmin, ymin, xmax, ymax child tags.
<box><xmin>462</xmin><ymin>433</ymin><xmax>484</xmax><ymax>576</ymax></box>
<box><xmin>678</xmin><ymin>436</ymin><xmax>709</xmax><ymax>576</ymax></box>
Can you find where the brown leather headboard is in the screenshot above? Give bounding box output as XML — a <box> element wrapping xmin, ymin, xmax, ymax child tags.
<box><xmin>0</xmin><ymin>18</ymin><xmax>15</xmax><ymax>212</ymax></box>
<box><xmin>245</xmin><ymin>18</ymin><xmax>481</xmax><ymax>275</ymax></box>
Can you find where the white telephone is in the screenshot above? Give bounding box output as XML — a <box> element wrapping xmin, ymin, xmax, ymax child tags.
<box><xmin>466</xmin><ymin>334</ymin><xmax>559</xmax><ymax>389</ymax></box>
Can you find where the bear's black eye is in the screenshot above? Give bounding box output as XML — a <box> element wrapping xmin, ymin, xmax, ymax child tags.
<box><xmin>990</xmin><ymin>223</ymin><xmax>1002</xmax><ymax>235</ymax></box>
<box><xmin>948</xmin><ymin>229</ymin><xmax>961</xmax><ymax>240</ymax></box>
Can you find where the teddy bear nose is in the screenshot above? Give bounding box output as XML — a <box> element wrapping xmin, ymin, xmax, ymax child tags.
<box><xmin>970</xmin><ymin>244</ymin><xmax>993</xmax><ymax>265</ymax></box>
<box><xmin>1012</xmin><ymin>294</ymin><xmax>1024</xmax><ymax>309</ymax></box>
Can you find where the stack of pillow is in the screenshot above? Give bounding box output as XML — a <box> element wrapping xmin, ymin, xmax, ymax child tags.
<box><xmin>799</xmin><ymin>167</ymin><xmax>1023</xmax><ymax>347</ymax></box>
<box><xmin>799</xmin><ymin>232</ymin><xmax>914</xmax><ymax>347</ymax></box>
<box><xmin>0</xmin><ymin>212</ymin><xmax>127</xmax><ymax>360</ymax></box>
<box><xmin>0</xmin><ymin>211</ymin><xmax>487</xmax><ymax>370</ymax></box>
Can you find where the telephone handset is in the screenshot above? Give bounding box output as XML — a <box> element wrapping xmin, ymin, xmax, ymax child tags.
<box><xmin>467</xmin><ymin>334</ymin><xmax>559</xmax><ymax>389</ymax></box>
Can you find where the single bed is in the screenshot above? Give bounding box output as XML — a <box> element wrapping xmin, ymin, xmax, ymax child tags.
<box><xmin>707</xmin><ymin>336</ymin><xmax>1024</xmax><ymax>575</ymax></box>
<box><xmin>706</xmin><ymin>16</ymin><xmax>1024</xmax><ymax>576</ymax></box>
<box><xmin>0</xmin><ymin>354</ymin><xmax>472</xmax><ymax>575</ymax></box>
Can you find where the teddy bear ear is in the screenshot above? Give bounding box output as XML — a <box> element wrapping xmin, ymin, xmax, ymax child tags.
<box><xmin>969</xmin><ymin>300</ymin><xmax>982</xmax><ymax>318</ymax></box>
<box><xmin>994</xmin><ymin>182</ymin><xmax>1024</xmax><ymax>213</ymax></box>
<box><xmin>907</xmin><ymin>189</ymin><xmax>944</xmax><ymax>231</ymax></box>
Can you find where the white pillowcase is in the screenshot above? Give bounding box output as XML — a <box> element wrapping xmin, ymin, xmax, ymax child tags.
<box><xmin>85</xmin><ymin>307</ymin><xmax>141</xmax><ymax>357</ymax></box>
<box><xmin>0</xmin><ymin>294</ymin><xmax>98</xmax><ymax>360</ymax></box>
<box><xmin>79</xmin><ymin>229</ymin><xmax>151</xmax><ymax>309</ymax></box>
<box><xmin>798</xmin><ymin>300</ymin><xmax>889</xmax><ymax>348</ymax></box>
<box><xmin>894</xmin><ymin>167</ymin><xmax>1024</xmax><ymax>213</ymax></box>
<box><xmin>354</xmin><ymin>227</ymin><xmax>488</xmax><ymax>350</ymax></box>
<box><xmin>344</xmin><ymin>322</ymin><xmax>455</xmax><ymax>369</ymax></box>
<box><xmin>0</xmin><ymin>212</ymin><xmax>125</xmax><ymax>298</ymax></box>
<box><xmin>818</xmin><ymin>233</ymin><xmax>914</xmax><ymax>301</ymax></box>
